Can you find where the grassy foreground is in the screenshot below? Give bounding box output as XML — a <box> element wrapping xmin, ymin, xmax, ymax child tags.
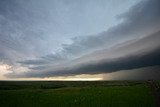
<box><xmin>0</xmin><ymin>81</ymin><xmax>156</xmax><ymax>107</ymax></box>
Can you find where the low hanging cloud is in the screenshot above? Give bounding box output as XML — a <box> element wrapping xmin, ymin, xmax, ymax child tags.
<box><xmin>104</xmin><ymin>66</ymin><xmax>160</xmax><ymax>80</ymax></box>
<box><xmin>3</xmin><ymin>0</ymin><xmax>160</xmax><ymax>79</ymax></box>
<box><xmin>6</xmin><ymin>29</ymin><xmax>160</xmax><ymax>78</ymax></box>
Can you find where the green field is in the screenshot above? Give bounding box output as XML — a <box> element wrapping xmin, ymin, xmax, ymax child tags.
<box><xmin>0</xmin><ymin>81</ymin><xmax>156</xmax><ymax>107</ymax></box>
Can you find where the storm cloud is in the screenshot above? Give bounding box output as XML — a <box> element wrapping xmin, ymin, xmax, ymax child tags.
<box><xmin>0</xmin><ymin>0</ymin><xmax>160</xmax><ymax>80</ymax></box>
<box><xmin>7</xmin><ymin>31</ymin><xmax>160</xmax><ymax>78</ymax></box>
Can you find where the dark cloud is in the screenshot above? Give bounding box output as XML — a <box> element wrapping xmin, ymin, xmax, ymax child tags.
<box><xmin>16</xmin><ymin>0</ymin><xmax>160</xmax><ymax>66</ymax></box>
<box><xmin>59</xmin><ymin>0</ymin><xmax>160</xmax><ymax>57</ymax></box>
<box><xmin>111</xmin><ymin>0</ymin><xmax>160</xmax><ymax>36</ymax></box>
<box><xmin>6</xmin><ymin>31</ymin><xmax>160</xmax><ymax>78</ymax></box>
<box><xmin>2</xmin><ymin>0</ymin><xmax>160</xmax><ymax>79</ymax></box>
<box><xmin>78</xmin><ymin>48</ymin><xmax>160</xmax><ymax>74</ymax></box>
<box><xmin>104</xmin><ymin>66</ymin><xmax>160</xmax><ymax>80</ymax></box>
<box><xmin>17</xmin><ymin>59</ymin><xmax>50</xmax><ymax>65</ymax></box>
<box><xmin>7</xmin><ymin>47</ymin><xmax>160</xmax><ymax>78</ymax></box>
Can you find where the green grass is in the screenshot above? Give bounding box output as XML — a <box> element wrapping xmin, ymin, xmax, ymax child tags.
<box><xmin>0</xmin><ymin>82</ymin><xmax>155</xmax><ymax>107</ymax></box>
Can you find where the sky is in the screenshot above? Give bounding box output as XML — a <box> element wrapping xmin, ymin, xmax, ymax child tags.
<box><xmin>0</xmin><ymin>0</ymin><xmax>160</xmax><ymax>80</ymax></box>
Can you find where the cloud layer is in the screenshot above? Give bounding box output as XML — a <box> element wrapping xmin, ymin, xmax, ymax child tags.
<box><xmin>7</xmin><ymin>31</ymin><xmax>160</xmax><ymax>78</ymax></box>
<box><xmin>0</xmin><ymin>0</ymin><xmax>160</xmax><ymax>80</ymax></box>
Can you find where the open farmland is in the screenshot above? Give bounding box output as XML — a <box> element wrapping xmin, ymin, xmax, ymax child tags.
<box><xmin>0</xmin><ymin>81</ymin><xmax>158</xmax><ymax>107</ymax></box>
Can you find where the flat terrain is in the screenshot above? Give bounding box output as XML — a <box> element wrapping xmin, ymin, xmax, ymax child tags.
<box><xmin>0</xmin><ymin>81</ymin><xmax>157</xmax><ymax>107</ymax></box>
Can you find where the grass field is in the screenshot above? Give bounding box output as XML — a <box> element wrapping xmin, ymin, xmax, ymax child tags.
<box><xmin>0</xmin><ymin>81</ymin><xmax>156</xmax><ymax>107</ymax></box>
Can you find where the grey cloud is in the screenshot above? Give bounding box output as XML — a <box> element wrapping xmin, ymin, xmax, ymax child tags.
<box><xmin>0</xmin><ymin>0</ymin><xmax>48</xmax><ymax>53</ymax></box>
<box><xmin>2</xmin><ymin>0</ymin><xmax>160</xmax><ymax>79</ymax></box>
<box><xmin>17</xmin><ymin>53</ymin><xmax>68</xmax><ymax>66</ymax></box>
<box><xmin>41</xmin><ymin>53</ymin><xmax>67</xmax><ymax>62</ymax></box>
<box><xmin>21</xmin><ymin>0</ymin><xmax>154</xmax><ymax>70</ymax></box>
<box><xmin>104</xmin><ymin>66</ymin><xmax>160</xmax><ymax>80</ymax></box>
<box><xmin>112</xmin><ymin>0</ymin><xmax>160</xmax><ymax>36</ymax></box>
<box><xmin>17</xmin><ymin>59</ymin><xmax>50</xmax><ymax>65</ymax></box>
<box><xmin>7</xmin><ymin>47</ymin><xmax>160</xmax><ymax>78</ymax></box>
<box><xmin>6</xmin><ymin>31</ymin><xmax>160</xmax><ymax>78</ymax></box>
<box><xmin>59</xmin><ymin>0</ymin><xmax>160</xmax><ymax>57</ymax></box>
<box><xmin>16</xmin><ymin>0</ymin><xmax>160</xmax><ymax>67</ymax></box>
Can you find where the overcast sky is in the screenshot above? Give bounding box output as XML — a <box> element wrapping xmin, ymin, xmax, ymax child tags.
<box><xmin>0</xmin><ymin>0</ymin><xmax>160</xmax><ymax>80</ymax></box>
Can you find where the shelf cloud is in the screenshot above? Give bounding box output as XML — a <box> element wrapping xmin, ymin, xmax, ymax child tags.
<box><xmin>0</xmin><ymin>0</ymin><xmax>160</xmax><ymax>80</ymax></box>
